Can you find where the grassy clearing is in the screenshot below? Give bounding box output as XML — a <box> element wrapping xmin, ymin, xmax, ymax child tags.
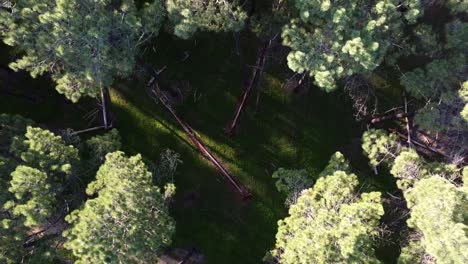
<box><xmin>110</xmin><ymin>32</ymin><xmax>362</xmax><ymax>263</ymax></box>
<box><xmin>1</xmin><ymin>33</ymin><xmax>364</xmax><ymax>263</ymax></box>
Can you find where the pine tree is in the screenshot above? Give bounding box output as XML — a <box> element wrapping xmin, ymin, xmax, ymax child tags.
<box><xmin>402</xmin><ymin>176</ymin><xmax>468</xmax><ymax>263</ymax></box>
<box><xmin>272</xmin><ymin>152</ymin><xmax>351</xmax><ymax>207</ymax></box>
<box><xmin>63</xmin><ymin>151</ymin><xmax>175</xmax><ymax>263</ymax></box>
<box><xmin>385</xmin><ymin>148</ymin><xmax>468</xmax><ymax>263</ymax></box>
<box><xmin>0</xmin><ymin>114</ymin><xmax>34</xmax><ymax>205</ymax></box>
<box><xmin>267</xmin><ymin>153</ymin><xmax>384</xmax><ymax>264</ymax></box>
<box><xmin>397</xmin><ymin>4</ymin><xmax>468</xmax><ymax>156</ymax></box>
<box><xmin>0</xmin><ymin>120</ymin><xmax>80</xmax><ymax>263</ymax></box>
<box><xmin>4</xmin><ymin>166</ymin><xmax>56</xmax><ymax>227</ymax></box>
<box><xmin>362</xmin><ymin>129</ymin><xmax>401</xmax><ymax>168</ymax></box>
<box><xmin>389</xmin><ymin>149</ymin><xmax>427</xmax><ymax>190</ymax></box>
<box><xmin>166</xmin><ymin>0</ymin><xmax>247</xmax><ymax>39</ymax></box>
<box><xmin>281</xmin><ymin>0</ymin><xmax>422</xmax><ymax>91</ymax></box>
<box><xmin>85</xmin><ymin>128</ymin><xmax>121</xmax><ymax>169</ymax></box>
<box><xmin>272</xmin><ymin>168</ymin><xmax>312</xmax><ymax>207</ymax></box>
<box><xmin>13</xmin><ymin>126</ymin><xmax>79</xmax><ymax>177</ymax></box>
<box><xmin>0</xmin><ymin>114</ymin><xmax>151</xmax><ymax>263</ymax></box>
<box><xmin>0</xmin><ymin>0</ymin><xmax>165</xmax><ymax>102</ymax></box>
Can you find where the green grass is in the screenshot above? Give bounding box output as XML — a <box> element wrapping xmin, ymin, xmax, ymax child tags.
<box><xmin>108</xmin><ymin>32</ymin><xmax>362</xmax><ymax>263</ymax></box>
<box><xmin>1</xmin><ymin>33</ymin><xmax>367</xmax><ymax>263</ymax></box>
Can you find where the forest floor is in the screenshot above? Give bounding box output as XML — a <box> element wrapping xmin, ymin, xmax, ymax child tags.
<box><xmin>0</xmin><ymin>33</ymin><xmax>389</xmax><ymax>263</ymax></box>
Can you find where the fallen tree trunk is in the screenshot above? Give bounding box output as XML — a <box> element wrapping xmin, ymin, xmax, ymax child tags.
<box><xmin>148</xmin><ymin>78</ymin><xmax>251</xmax><ymax>199</ymax></box>
<box><xmin>389</xmin><ymin>128</ymin><xmax>465</xmax><ymax>164</ymax></box>
<box><xmin>70</xmin><ymin>125</ymin><xmax>107</xmax><ymax>136</ymax></box>
<box><xmin>224</xmin><ymin>39</ymin><xmax>272</xmax><ymax>136</ymax></box>
<box><xmin>369</xmin><ymin>112</ymin><xmax>412</xmax><ymax>124</ymax></box>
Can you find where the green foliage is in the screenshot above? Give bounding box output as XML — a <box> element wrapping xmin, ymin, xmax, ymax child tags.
<box><xmin>403</xmin><ymin>176</ymin><xmax>468</xmax><ymax>263</ymax></box>
<box><xmin>400</xmin><ymin>57</ymin><xmax>464</xmax><ymax>105</ymax></box>
<box><xmin>411</xmin><ymin>24</ymin><xmax>441</xmax><ymax>57</ymax></box>
<box><xmin>0</xmin><ymin>156</ymin><xmax>14</xmax><ymax>205</ymax></box>
<box><xmin>388</xmin><ymin>148</ymin><xmax>467</xmax><ymax>263</ymax></box>
<box><xmin>5</xmin><ymin>166</ymin><xmax>56</xmax><ymax>227</ymax></box>
<box><xmin>85</xmin><ymin>129</ymin><xmax>121</xmax><ymax>168</ymax></box>
<box><xmin>0</xmin><ymin>219</ymin><xmax>27</xmax><ymax>264</ymax></box>
<box><xmin>362</xmin><ymin>129</ymin><xmax>400</xmax><ymax>167</ymax></box>
<box><xmin>446</xmin><ymin>0</ymin><xmax>468</xmax><ymax>14</ymax></box>
<box><xmin>460</xmin><ymin>81</ymin><xmax>468</xmax><ymax>122</ymax></box>
<box><xmin>268</xmin><ymin>151</ymin><xmax>383</xmax><ymax>264</ymax></box>
<box><xmin>15</xmin><ymin>126</ymin><xmax>79</xmax><ymax>177</ymax></box>
<box><xmin>397</xmin><ymin>240</ymin><xmax>427</xmax><ymax>264</ymax></box>
<box><xmin>390</xmin><ymin>149</ymin><xmax>426</xmax><ymax>190</ymax></box>
<box><xmin>0</xmin><ymin>114</ymin><xmax>35</xmax><ymax>205</ymax></box>
<box><xmin>0</xmin><ymin>115</ymin><xmax>80</xmax><ymax>263</ymax></box>
<box><xmin>461</xmin><ymin>104</ymin><xmax>468</xmax><ymax>122</ymax></box>
<box><xmin>272</xmin><ymin>152</ymin><xmax>350</xmax><ymax>207</ymax></box>
<box><xmin>399</xmin><ymin>19</ymin><xmax>467</xmax><ymax>149</ymax></box>
<box><xmin>272</xmin><ymin>168</ymin><xmax>312</xmax><ymax>206</ymax></box>
<box><xmin>391</xmin><ymin>148</ymin><xmax>464</xmax><ymax>189</ymax></box>
<box><xmin>282</xmin><ymin>0</ymin><xmax>421</xmax><ymax>91</ymax></box>
<box><xmin>163</xmin><ymin>182</ymin><xmax>176</xmax><ymax>201</ymax></box>
<box><xmin>0</xmin><ymin>0</ymin><xmax>165</xmax><ymax>102</ymax></box>
<box><xmin>154</xmin><ymin>148</ymin><xmax>182</xmax><ymax>183</ymax></box>
<box><xmin>0</xmin><ymin>113</ymin><xmax>33</xmax><ymax>153</ymax></box>
<box><xmin>445</xmin><ymin>19</ymin><xmax>468</xmax><ymax>53</ymax></box>
<box><xmin>167</xmin><ymin>0</ymin><xmax>246</xmax><ymax>39</ymax></box>
<box><xmin>269</xmin><ymin>170</ymin><xmax>383</xmax><ymax>264</ymax></box>
<box><xmin>318</xmin><ymin>151</ymin><xmax>351</xmax><ymax>177</ymax></box>
<box><xmin>1</xmin><ymin>114</ymin><xmax>157</xmax><ymax>263</ymax></box>
<box><xmin>63</xmin><ymin>151</ymin><xmax>175</xmax><ymax>263</ymax></box>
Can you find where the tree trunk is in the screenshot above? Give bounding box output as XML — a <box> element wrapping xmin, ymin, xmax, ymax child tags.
<box><xmin>290</xmin><ymin>73</ymin><xmax>307</xmax><ymax>93</ymax></box>
<box><xmin>403</xmin><ymin>92</ymin><xmax>412</xmax><ymax>146</ymax></box>
<box><xmin>389</xmin><ymin>128</ymin><xmax>463</xmax><ymax>163</ymax></box>
<box><xmin>225</xmin><ymin>39</ymin><xmax>272</xmax><ymax>136</ymax></box>
<box><xmin>369</xmin><ymin>112</ymin><xmax>412</xmax><ymax>124</ymax></box>
<box><xmin>100</xmin><ymin>86</ymin><xmax>111</xmax><ymax>129</ymax></box>
<box><xmin>148</xmin><ymin>79</ymin><xmax>251</xmax><ymax>199</ymax></box>
<box><xmin>71</xmin><ymin>126</ymin><xmax>106</xmax><ymax>136</ymax></box>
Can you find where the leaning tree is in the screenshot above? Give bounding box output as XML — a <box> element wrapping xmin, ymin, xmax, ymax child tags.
<box><xmin>0</xmin><ymin>0</ymin><xmax>166</xmax><ymax>128</ymax></box>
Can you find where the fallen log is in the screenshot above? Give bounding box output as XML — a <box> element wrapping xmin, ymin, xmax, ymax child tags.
<box><xmin>389</xmin><ymin>128</ymin><xmax>466</xmax><ymax>164</ymax></box>
<box><xmin>148</xmin><ymin>78</ymin><xmax>252</xmax><ymax>199</ymax></box>
<box><xmin>224</xmin><ymin>39</ymin><xmax>272</xmax><ymax>136</ymax></box>
<box><xmin>369</xmin><ymin>112</ymin><xmax>412</xmax><ymax>124</ymax></box>
<box><xmin>70</xmin><ymin>125</ymin><xmax>107</xmax><ymax>136</ymax></box>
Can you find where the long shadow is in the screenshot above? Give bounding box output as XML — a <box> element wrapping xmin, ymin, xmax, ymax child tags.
<box><xmin>112</xmin><ymin>86</ymin><xmax>241</xmax><ymax>166</ymax></box>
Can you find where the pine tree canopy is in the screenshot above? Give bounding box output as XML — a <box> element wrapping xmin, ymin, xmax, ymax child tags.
<box><xmin>167</xmin><ymin>0</ymin><xmax>247</xmax><ymax>39</ymax></box>
<box><xmin>0</xmin><ymin>0</ymin><xmax>166</xmax><ymax>102</ymax></box>
<box><xmin>63</xmin><ymin>151</ymin><xmax>175</xmax><ymax>264</ymax></box>
<box><xmin>282</xmin><ymin>0</ymin><xmax>422</xmax><ymax>91</ymax></box>
<box><xmin>268</xmin><ymin>153</ymin><xmax>384</xmax><ymax>264</ymax></box>
<box><xmin>402</xmin><ymin>176</ymin><xmax>468</xmax><ymax>263</ymax></box>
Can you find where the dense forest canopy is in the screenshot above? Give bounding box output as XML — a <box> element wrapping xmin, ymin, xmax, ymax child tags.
<box><xmin>0</xmin><ymin>0</ymin><xmax>467</xmax><ymax>263</ymax></box>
